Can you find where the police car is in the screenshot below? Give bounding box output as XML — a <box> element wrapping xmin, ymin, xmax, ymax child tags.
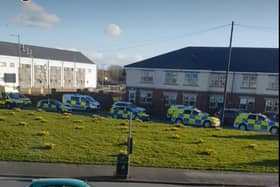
<box><xmin>109</xmin><ymin>105</ymin><xmax>150</xmax><ymax>121</ymax></box>
<box><xmin>62</xmin><ymin>94</ymin><xmax>100</xmax><ymax>111</ymax></box>
<box><xmin>233</xmin><ymin>112</ymin><xmax>279</xmax><ymax>135</ymax></box>
<box><xmin>37</xmin><ymin>99</ymin><xmax>71</xmax><ymax>113</ymax></box>
<box><xmin>166</xmin><ymin>105</ymin><xmax>191</xmax><ymax>119</ymax></box>
<box><xmin>112</xmin><ymin>101</ymin><xmax>146</xmax><ymax>112</ymax></box>
<box><xmin>170</xmin><ymin>107</ymin><xmax>220</xmax><ymax>128</ymax></box>
<box><xmin>0</xmin><ymin>92</ymin><xmax>31</xmax><ymax>108</ymax></box>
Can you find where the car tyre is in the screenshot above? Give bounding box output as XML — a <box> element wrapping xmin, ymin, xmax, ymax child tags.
<box><xmin>176</xmin><ymin>119</ymin><xmax>183</xmax><ymax>124</ymax></box>
<box><xmin>270</xmin><ymin>127</ymin><xmax>279</xmax><ymax>136</ymax></box>
<box><xmin>203</xmin><ymin>121</ymin><xmax>211</xmax><ymax>128</ymax></box>
<box><xmin>239</xmin><ymin>124</ymin><xmax>247</xmax><ymax>131</ymax></box>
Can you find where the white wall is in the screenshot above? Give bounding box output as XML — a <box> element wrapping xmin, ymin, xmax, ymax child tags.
<box><xmin>0</xmin><ymin>54</ymin><xmax>97</xmax><ymax>89</ymax></box>
<box><xmin>126</xmin><ymin>68</ymin><xmax>278</xmax><ymax>96</ymax></box>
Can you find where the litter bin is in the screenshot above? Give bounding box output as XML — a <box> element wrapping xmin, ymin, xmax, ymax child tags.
<box><xmin>116</xmin><ymin>153</ymin><xmax>128</xmax><ymax>178</ymax></box>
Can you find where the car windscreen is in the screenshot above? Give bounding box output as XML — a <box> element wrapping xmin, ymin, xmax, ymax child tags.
<box><xmin>8</xmin><ymin>93</ymin><xmax>20</xmax><ymax>99</ymax></box>
<box><xmin>86</xmin><ymin>96</ymin><xmax>96</xmax><ymax>102</ymax></box>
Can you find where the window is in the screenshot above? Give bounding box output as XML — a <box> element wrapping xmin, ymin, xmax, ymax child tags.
<box><xmin>210</xmin><ymin>73</ymin><xmax>225</xmax><ymax>88</ymax></box>
<box><xmin>10</xmin><ymin>63</ymin><xmax>15</xmax><ymax>67</ymax></box>
<box><xmin>240</xmin><ymin>97</ymin><xmax>255</xmax><ymax>111</ymax></box>
<box><xmin>139</xmin><ymin>90</ymin><xmax>153</xmax><ymax>104</ymax></box>
<box><xmin>141</xmin><ymin>71</ymin><xmax>154</xmax><ymax>83</ymax></box>
<box><xmin>163</xmin><ymin>92</ymin><xmax>177</xmax><ymax>106</ymax></box>
<box><xmin>265</xmin><ymin>98</ymin><xmax>279</xmax><ymax>113</ymax></box>
<box><xmin>183</xmin><ymin>94</ymin><xmax>196</xmax><ymax>106</ymax></box>
<box><xmin>184</xmin><ymin>72</ymin><xmax>198</xmax><ymax>86</ymax></box>
<box><xmin>0</xmin><ymin>62</ymin><xmax>6</xmax><ymax>67</ymax></box>
<box><xmin>248</xmin><ymin>115</ymin><xmax>257</xmax><ymax>120</ymax></box>
<box><xmin>208</xmin><ymin>95</ymin><xmax>224</xmax><ymax>109</ymax></box>
<box><xmin>4</xmin><ymin>73</ymin><xmax>16</xmax><ymax>83</ymax></box>
<box><xmin>165</xmin><ymin>72</ymin><xmax>177</xmax><ymax>85</ymax></box>
<box><xmin>267</xmin><ymin>75</ymin><xmax>278</xmax><ymax>90</ymax></box>
<box><xmin>241</xmin><ymin>74</ymin><xmax>257</xmax><ymax>88</ymax></box>
<box><xmin>184</xmin><ymin>110</ymin><xmax>191</xmax><ymax>114</ymax></box>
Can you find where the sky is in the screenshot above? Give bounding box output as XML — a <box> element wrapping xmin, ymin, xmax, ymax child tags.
<box><xmin>0</xmin><ymin>0</ymin><xmax>278</xmax><ymax>67</ymax></box>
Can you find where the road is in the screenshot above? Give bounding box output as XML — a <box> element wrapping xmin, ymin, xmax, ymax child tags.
<box><xmin>0</xmin><ymin>177</ymin><xmax>208</xmax><ymax>187</ymax></box>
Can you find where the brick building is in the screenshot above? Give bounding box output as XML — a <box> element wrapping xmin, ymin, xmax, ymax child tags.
<box><xmin>124</xmin><ymin>47</ymin><xmax>279</xmax><ymax>117</ymax></box>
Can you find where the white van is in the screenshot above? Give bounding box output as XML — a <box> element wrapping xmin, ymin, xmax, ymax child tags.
<box><xmin>62</xmin><ymin>94</ymin><xmax>100</xmax><ymax>111</ymax></box>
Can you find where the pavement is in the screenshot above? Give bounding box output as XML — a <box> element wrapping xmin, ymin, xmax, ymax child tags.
<box><xmin>0</xmin><ymin>161</ymin><xmax>278</xmax><ymax>187</ymax></box>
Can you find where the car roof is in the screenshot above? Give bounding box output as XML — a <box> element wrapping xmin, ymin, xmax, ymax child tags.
<box><xmin>114</xmin><ymin>101</ymin><xmax>132</xmax><ymax>104</ymax></box>
<box><xmin>31</xmin><ymin>178</ymin><xmax>87</xmax><ymax>186</ymax></box>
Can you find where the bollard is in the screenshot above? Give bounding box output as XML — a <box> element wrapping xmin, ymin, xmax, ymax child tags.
<box><xmin>115</xmin><ymin>153</ymin><xmax>128</xmax><ymax>179</ymax></box>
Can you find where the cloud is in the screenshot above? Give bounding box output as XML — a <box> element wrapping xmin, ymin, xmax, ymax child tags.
<box><xmin>105</xmin><ymin>24</ymin><xmax>122</xmax><ymax>37</ymax></box>
<box><xmin>86</xmin><ymin>51</ymin><xmax>143</xmax><ymax>66</ymax></box>
<box><xmin>15</xmin><ymin>1</ymin><xmax>59</xmax><ymax>28</ymax></box>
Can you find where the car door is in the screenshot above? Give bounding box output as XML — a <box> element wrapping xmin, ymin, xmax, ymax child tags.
<box><xmin>70</xmin><ymin>96</ymin><xmax>80</xmax><ymax>110</ymax></box>
<box><xmin>183</xmin><ymin>109</ymin><xmax>191</xmax><ymax>124</ymax></box>
<box><xmin>247</xmin><ymin>114</ymin><xmax>257</xmax><ymax>131</ymax></box>
<box><xmin>256</xmin><ymin>115</ymin><xmax>268</xmax><ymax>132</ymax></box>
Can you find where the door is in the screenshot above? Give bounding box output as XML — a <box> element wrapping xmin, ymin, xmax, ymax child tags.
<box><xmin>128</xmin><ymin>90</ymin><xmax>136</xmax><ymax>104</ymax></box>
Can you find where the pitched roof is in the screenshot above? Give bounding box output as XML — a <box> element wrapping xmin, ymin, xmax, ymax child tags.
<box><xmin>125</xmin><ymin>47</ymin><xmax>279</xmax><ymax>73</ymax></box>
<box><xmin>0</xmin><ymin>41</ymin><xmax>94</xmax><ymax>64</ymax></box>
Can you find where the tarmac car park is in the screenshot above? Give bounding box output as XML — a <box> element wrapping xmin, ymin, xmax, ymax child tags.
<box><xmin>170</xmin><ymin>107</ymin><xmax>220</xmax><ymax>128</ymax></box>
<box><xmin>233</xmin><ymin>112</ymin><xmax>279</xmax><ymax>135</ymax></box>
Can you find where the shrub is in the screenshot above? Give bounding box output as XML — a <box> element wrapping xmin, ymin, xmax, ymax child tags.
<box><xmin>120</xmin><ymin>122</ymin><xmax>128</xmax><ymax>126</ymax></box>
<box><xmin>34</xmin><ymin>116</ymin><xmax>44</xmax><ymax>121</ymax></box>
<box><xmin>43</xmin><ymin>143</ymin><xmax>56</xmax><ymax>149</ymax></box>
<box><xmin>26</xmin><ymin>112</ymin><xmax>35</xmax><ymax>116</ymax></box>
<box><xmin>248</xmin><ymin>144</ymin><xmax>257</xmax><ymax>149</ymax></box>
<box><xmin>197</xmin><ymin>138</ymin><xmax>205</xmax><ymax>144</ymax></box>
<box><xmin>37</xmin><ymin>131</ymin><xmax>49</xmax><ymax>136</ymax></box>
<box><xmin>13</xmin><ymin>108</ymin><xmax>22</xmax><ymax>112</ymax></box>
<box><xmin>174</xmin><ymin>124</ymin><xmax>184</xmax><ymax>128</ymax></box>
<box><xmin>40</xmin><ymin>119</ymin><xmax>48</xmax><ymax>123</ymax></box>
<box><xmin>61</xmin><ymin>116</ymin><xmax>70</xmax><ymax>119</ymax></box>
<box><xmin>63</xmin><ymin>112</ymin><xmax>71</xmax><ymax>116</ymax></box>
<box><xmin>75</xmin><ymin>125</ymin><xmax>85</xmax><ymax>130</ymax></box>
<box><xmin>18</xmin><ymin>121</ymin><xmax>28</xmax><ymax>126</ymax></box>
<box><xmin>73</xmin><ymin>120</ymin><xmax>84</xmax><ymax>124</ymax></box>
<box><xmin>8</xmin><ymin>111</ymin><xmax>16</xmax><ymax>115</ymax></box>
<box><xmin>170</xmin><ymin>134</ymin><xmax>181</xmax><ymax>139</ymax></box>
<box><xmin>202</xmin><ymin>149</ymin><xmax>217</xmax><ymax>156</ymax></box>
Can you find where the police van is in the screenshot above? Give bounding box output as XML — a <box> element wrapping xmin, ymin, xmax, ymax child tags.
<box><xmin>62</xmin><ymin>94</ymin><xmax>100</xmax><ymax>111</ymax></box>
<box><xmin>0</xmin><ymin>86</ymin><xmax>31</xmax><ymax>108</ymax></box>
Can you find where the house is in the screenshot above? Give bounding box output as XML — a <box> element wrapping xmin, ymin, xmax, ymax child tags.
<box><xmin>0</xmin><ymin>41</ymin><xmax>96</xmax><ymax>94</ymax></box>
<box><xmin>124</xmin><ymin>47</ymin><xmax>279</xmax><ymax>117</ymax></box>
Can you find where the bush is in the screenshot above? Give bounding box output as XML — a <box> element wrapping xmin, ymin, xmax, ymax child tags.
<box><xmin>248</xmin><ymin>144</ymin><xmax>257</xmax><ymax>149</ymax></box>
<box><xmin>37</xmin><ymin>131</ymin><xmax>49</xmax><ymax>136</ymax></box>
<box><xmin>170</xmin><ymin>134</ymin><xmax>181</xmax><ymax>139</ymax></box>
<box><xmin>13</xmin><ymin>108</ymin><xmax>22</xmax><ymax>112</ymax></box>
<box><xmin>75</xmin><ymin>125</ymin><xmax>85</xmax><ymax>130</ymax></box>
<box><xmin>73</xmin><ymin>120</ymin><xmax>84</xmax><ymax>124</ymax></box>
<box><xmin>43</xmin><ymin>143</ymin><xmax>56</xmax><ymax>149</ymax></box>
<box><xmin>18</xmin><ymin>121</ymin><xmax>28</xmax><ymax>126</ymax></box>
<box><xmin>202</xmin><ymin>149</ymin><xmax>217</xmax><ymax>156</ymax></box>
<box><xmin>34</xmin><ymin>116</ymin><xmax>44</xmax><ymax>121</ymax></box>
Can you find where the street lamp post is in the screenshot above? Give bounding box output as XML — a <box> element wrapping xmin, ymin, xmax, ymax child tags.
<box><xmin>221</xmin><ymin>21</ymin><xmax>234</xmax><ymax>126</ymax></box>
<box><xmin>10</xmin><ymin>34</ymin><xmax>21</xmax><ymax>92</ymax></box>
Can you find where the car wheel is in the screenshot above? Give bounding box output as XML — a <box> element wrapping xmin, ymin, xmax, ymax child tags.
<box><xmin>176</xmin><ymin>119</ymin><xmax>183</xmax><ymax>124</ymax></box>
<box><xmin>270</xmin><ymin>127</ymin><xmax>279</xmax><ymax>135</ymax></box>
<box><xmin>239</xmin><ymin>124</ymin><xmax>247</xmax><ymax>131</ymax></box>
<box><xmin>203</xmin><ymin>121</ymin><xmax>211</xmax><ymax>128</ymax></box>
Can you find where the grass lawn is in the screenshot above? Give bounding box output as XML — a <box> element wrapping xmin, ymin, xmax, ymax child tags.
<box><xmin>0</xmin><ymin>108</ymin><xmax>278</xmax><ymax>173</ymax></box>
